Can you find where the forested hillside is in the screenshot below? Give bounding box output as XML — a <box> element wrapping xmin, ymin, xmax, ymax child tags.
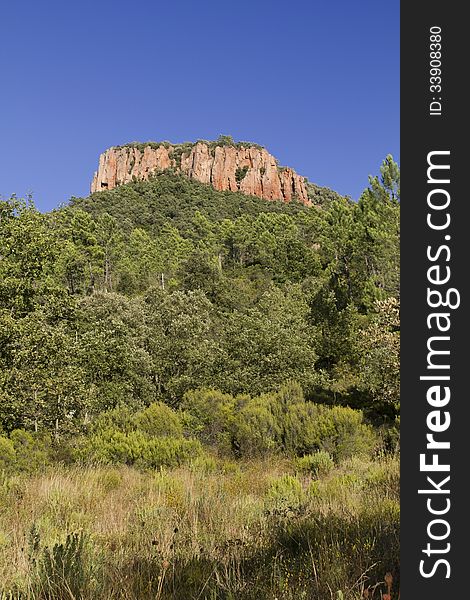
<box><xmin>1</xmin><ymin>156</ymin><xmax>399</xmax><ymax>434</ymax></box>
<box><xmin>0</xmin><ymin>155</ymin><xmax>400</xmax><ymax>599</ymax></box>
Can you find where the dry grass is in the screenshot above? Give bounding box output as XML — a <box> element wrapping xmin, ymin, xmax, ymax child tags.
<box><xmin>0</xmin><ymin>455</ymin><xmax>399</xmax><ymax>599</ymax></box>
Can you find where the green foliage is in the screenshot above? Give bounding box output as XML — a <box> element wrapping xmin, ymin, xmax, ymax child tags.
<box><xmin>357</xmin><ymin>297</ymin><xmax>400</xmax><ymax>416</ymax></box>
<box><xmin>9</xmin><ymin>429</ymin><xmax>51</xmax><ymax>472</ymax></box>
<box><xmin>234</xmin><ymin>396</ymin><xmax>281</xmax><ymax>456</ymax></box>
<box><xmin>265</xmin><ymin>474</ymin><xmax>304</xmax><ymax>513</ymax></box>
<box><xmin>77</xmin><ymin>171</ymin><xmax>307</xmax><ymax>235</ymax></box>
<box><xmin>221</xmin><ymin>287</ymin><xmax>318</xmax><ymax>395</ymax></box>
<box><xmin>0</xmin><ymin>430</ymin><xmax>51</xmax><ymax>474</ymax></box>
<box><xmin>79</xmin><ymin>429</ymin><xmax>203</xmax><ymax>469</ymax></box>
<box><xmin>295</xmin><ymin>451</ymin><xmax>334</xmax><ymax>477</ymax></box>
<box><xmin>0</xmin><ymin>196</ymin><xmax>63</xmax><ymax>316</ymax></box>
<box><xmin>235</xmin><ymin>166</ymin><xmax>249</xmax><ymax>184</ymax></box>
<box><xmin>36</xmin><ymin>531</ymin><xmax>95</xmax><ymax>600</ymax></box>
<box><xmin>1</xmin><ymin>156</ymin><xmax>400</xmax><ymax>443</ymax></box>
<box><xmin>91</xmin><ymin>405</ymin><xmax>138</xmax><ymax>434</ymax></box>
<box><xmin>144</xmin><ymin>288</ymin><xmax>222</xmax><ymax>403</ymax></box>
<box><xmin>134</xmin><ymin>402</ymin><xmax>184</xmax><ymax>438</ymax></box>
<box><xmin>324</xmin><ymin>406</ymin><xmax>376</xmax><ymax>461</ymax></box>
<box><xmin>182</xmin><ymin>383</ymin><xmax>375</xmax><ymax>462</ymax></box>
<box><xmin>213</xmin><ymin>134</ymin><xmax>234</xmax><ymax>146</ymax></box>
<box><xmin>0</xmin><ymin>437</ymin><xmax>15</xmax><ymax>472</ymax></box>
<box><xmin>91</xmin><ymin>402</ymin><xmax>185</xmax><ymax>439</ymax></box>
<box><xmin>0</xmin><ymin>310</ymin><xmax>87</xmax><ymax>434</ymax></box>
<box><xmin>180</xmin><ymin>388</ymin><xmax>236</xmax><ymax>452</ymax></box>
<box><xmin>80</xmin><ymin>401</ymin><xmax>194</xmax><ymax>469</ymax></box>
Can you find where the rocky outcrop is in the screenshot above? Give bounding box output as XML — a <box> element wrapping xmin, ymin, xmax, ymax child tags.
<box><xmin>91</xmin><ymin>141</ymin><xmax>311</xmax><ymax>205</ymax></box>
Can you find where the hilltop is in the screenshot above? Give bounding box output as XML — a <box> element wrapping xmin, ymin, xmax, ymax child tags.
<box><xmin>91</xmin><ymin>135</ymin><xmax>311</xmax><ymax>205</ymax></box>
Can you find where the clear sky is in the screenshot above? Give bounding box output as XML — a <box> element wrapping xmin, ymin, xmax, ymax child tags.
<box><xmin>1</xmin><ymin>0</ymin><xmax>399</xmax><ymax>212</ymax></box>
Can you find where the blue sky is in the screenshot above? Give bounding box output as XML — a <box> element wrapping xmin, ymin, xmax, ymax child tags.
<box><xmin>0</xmin><ymin>0</ymin><xmax>399</xmax><ymax>212</ymax></box>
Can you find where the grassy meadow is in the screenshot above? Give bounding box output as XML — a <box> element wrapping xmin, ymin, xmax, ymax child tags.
<box><xmin>0</xmin><ymin>452</ymin><xmax>399</xmax><ymax>600</ymax></box>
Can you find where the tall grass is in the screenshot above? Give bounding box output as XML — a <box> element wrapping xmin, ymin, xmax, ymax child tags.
<box><xmin>0</xmin><ymin>455</ymin><xmax>399</xmax><ymax>599</ymax></box>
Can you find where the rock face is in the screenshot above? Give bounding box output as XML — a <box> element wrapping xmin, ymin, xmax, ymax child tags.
<box><xmin>91</xmin><ymin>141</ymin><xmax>311</xmax><ymax>205</ymax></box>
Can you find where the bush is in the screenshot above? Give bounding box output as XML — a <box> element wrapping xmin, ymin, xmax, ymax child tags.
<box><xmin>234</xmin><ymin>395</ymin><xmax>281</xmax><ymax>456</ymax></box>
<box><xmin>0</xmin><ymin>430</ymin><xmax>51</xmax><ymax>474</ymax></box>
<box><xmin>295</xmin><ymin>451</ymin><xmax>334</xmax><ymax>477</ymax></box>
<box><xmin>283</xmin><ymin>402</ymin><xmax>335</xmax><ymax>455</ymax></box>
<box><xmin>135</xmin><ymin>402</ymin><xmax>183</xmax><ymax>438</ymax></box>
<box><xmin>91</xmin><ymin>402</ymin><xmax>183</xmax><ymax>438</ymax></box>
<box><xmin>235</xmin><ymin>166</ymin><xmax>249</xmax><ymax>184</ymax></box>
<box><xmin>181</xmin><ymin>388</ymin><xmax>235</xmax><ymax>452</ymax></box>
<box><xmin>275</xmin><ymin>381</ymin><xmax>305</xmax><ymax>407</ymax></box>
<box><xmin>9</xmin><ymin>429</ymin><xmax>51</xmax><ymax>472</ymax></box>
<box><xmin>80</xmin><ymin>429</ymin><xmax>203</xmax><ymax>469</ymax></box>
<box><xmin>35</xmin><ymin>531</ymin><xmax>95</xmax><ymax>599</ymax></box>
<box><xmin>179</xmin><ymin>385</ymin><xmax>377</xmax><ymax>462</ymax></box>
<box><xmin>91</xmin><ymin>405</ymin><xmax>137</xmax><ymax>434</ymax></box>
<box><xmin>99</xmin><ymin>468</ymin><xmax>124</xmax><ymax>492</ymax></box>
<box><xmin>283</xmin><ymin>402</ymin><xmax>375</xmax><ymax>461</ymax></box>
<box><xmin>0</xmin><ymin>436</ymin><xmax>15</xmax><ymax>472</ymax></box>
<box><xmin>188</xmin><ymin>454</ymin><xmax>218</xmax><ymax>474</ymax></box>
<box><xmin>142</xmin><ymin>436</ymin><xmax>203</xmax><ymax>469</ymax></box>
<box><xmin>323</xmin><ymin>406</ymin><xmax>376</xmax><ymax>461</ymax></box>
<box><xmin>265</xmin><ymin>474</ymin><xmax>304</xmax><ymax>513</ymax></box>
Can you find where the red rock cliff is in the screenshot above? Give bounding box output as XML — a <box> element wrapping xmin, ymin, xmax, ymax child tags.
<box><xmin>91</xmin><ymin>141</ymin><xmax>311</xmax><ymax>205</ymax></box>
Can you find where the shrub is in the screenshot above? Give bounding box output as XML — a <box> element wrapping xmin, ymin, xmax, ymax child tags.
<box><xmin>99</xmin><ymin>468</ymin><xmax>124</xmax><ymax>492</ymax></box>
<box><xmin>141</xmin><ymin>436</ymin><xmax>203</xmax><ymax>469</ymax></box>
<box><xmin>0</xmin><ymin>430</ymin><xmax>51</xmax><ymax>474</ymax></box>
<box><xmin>283</xmin><ymin>402</ymin><xmax>335</xmax><ymax>455</ymax></box>
<box><xmin>36</xmin><ymin>531</ymin><xmax>95</xmax><ymax>599</ymax></box>
<box><xmin>276</xmin><ymin>381</ymin><xmax>305</xmax><ymax>407</ymax></box>
<box><xmin>295</xmin><ymin>451</ymin><xmax>334</xmax><ymax>477</ymax></box>
<box><xmin>91</xmin><ymin>405</ymin><xmax>137</xmax><ymax>434</ymax></box>
<box><xmin>188</xmin><ymin>454</ymin><xmax>218</xmax><ymax>474</ymax></box>
<box><xmin>234</xmin><ymin>396</ymin><xmax>281</xmax><ymax>456</ymax></box>
<box><xmin>9</xmin><ymin>429</ymin><xmax>51</xmax><ymax>472</ymax></box>
<box><xmin>181</xmin><ymin>388</ymin><xmax>235</xmax><ymax>452</ymax></box>
<box><xmin>91</xmin><ymin>402</ymin><xmax>183</xmax><ymax>438</ymax></box>
<box><xmin>179</xmin><ymin>385</ymin><xmax>376</xmax><ymax>462</ymax></box>
<box><xmin>283</xmin><ymin>402</ymin><xmax>375</xmax><ymax>461</ymax></box>
<box><xmin>265</xmin><ymin>474</ymin><xmax>304</xmax><ymax>513</ymax></box>
<box><xmin>233</xmin><ymin>383</ymin><xmax>305</xmax><ymax>457</ymax></box>
<box><xmin>323</xmin><ymin>406</ymin><xmax>376</xmax><ymax>461</ymax></box>
<box><xmin>0</xmin><ymin>436</ymin><xmax>15</xmax><ymax>472</ymax></box>
<box><xmin>80</xmin><ymin>429</ymin><xmax>203</xmax><ymax>469</ymax></box>
<box><xmin>235</xmin><ymin>166</ymin><xmax>249</xmax><ymax>184</ymax></box>
<box><xmin>134</xmin><ymin>402</ymin><xmax>183</xmax><ymax>438</ymax></box>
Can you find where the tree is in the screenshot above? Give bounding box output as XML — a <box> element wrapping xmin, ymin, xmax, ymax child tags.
<box><xmin>220</xmin><ymin>286</ymin><xmax>318</xmax><ymax>395</ymax></box>
<box><xmin>357</xmin><ymin>297</ymin><xmax>400</xmax><ymax>416</ymax></box>
<box><xmin>144</xmin><ymin>289</ymin><xmax>221</xmax><ymax>404</ymax></box>
<box><xmin>95</xmin><ymin>213</ymin><xmax>121</xmax><ymax>292</ymax></box>
<box><xmin>52</xmin><ymin>208</ymin><xmax>103</xmax><ymax>295</ymax></box>
<box><xmin>75</xmin><ymin>293</ymin><xmax>154</xmax><ymax>414</ymax></box>
<box><xmin>0</xmin><ymin>196</ymin><xmax>61</xmax><ymax>315</ymax></box>
<box><xmin>0</xmin><ymin>310</ymin><xmax>86</xmax><ymax>435</ymax></box>
<box><xmin>117</xmin><ymin>228</ymin><xmax>161</xmax><ymax>294</ymax></box>
<box><xmin>354</xmin><ymin>155</ymin><xmax>400</xmax><ymax>307</ymax></box>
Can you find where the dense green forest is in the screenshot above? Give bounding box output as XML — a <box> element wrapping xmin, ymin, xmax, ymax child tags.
<box><xmin>0</xmin><ymin>156</ymin><xmax>400</xmax><ymax>599</ymax></box>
